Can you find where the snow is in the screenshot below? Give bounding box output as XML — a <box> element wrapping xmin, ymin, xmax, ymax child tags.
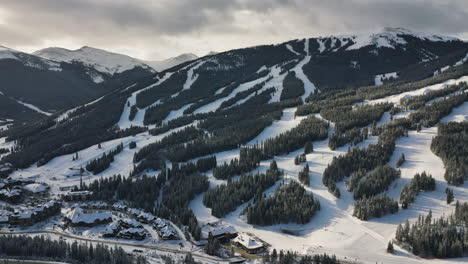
<box><xmin>291</xmin><ymin>39</ymin><xmax>316</xmax><ymax>101</ymax></box>
<box><xmin>341</xmin><ymin>27</ymin><xmax>459</xmax><ymax>51</ymax></box>
<box><xmin>374</xmin><ymin>72</ymin><xmax>398</xmax><ymax>86</ymax></box>
<box><xmin>23</xmin><ymin>183</ymin><xmax>49</xmax><ymax>193</ymax></box>
<box><xmin>454</xmin><ymin>52</ymin><xmax>468</xmax><ymax>66</ymax></box>
<box><xmin>0</xmin><ymin>46</ymin><xmax>18</xmax><ymax>60</ymax></box>
<box><xmin>170</xmin><ymin>61</ymin><xmax>205</xmax><ymax>98</ymax></box>
<box><xmin>285</xmin><ymin>44</ymin><xmax>301</xmax><ymax>56</ymax></box>
<box><xmin>144</xmin><ymin>53</ymin><xmax>198</xmax><ymax>72</ymax></box>
<box><xmin>117</xmin><ymin>72</ymin><xmax>173</xmax><ymax>129</ymax></box>
<box><xmin>316</xmin><ymin>39</ymin><xmax>326</xmax><ymax>53</ymax></box>
<box><xmin>55</xmin><ymin>95</ymin><xmax>105</xmax><ymax>122</ymax></box>
<box><xmin>34</xmin><ymin>46</ymin><xmax>154</xmax><ymax>75</ymax></box>
<box><xmin>65</xmin><ymin>207</ymin><xmax>112</xmax><ymax>224</ymax></box>
<box><xmin>364</xmin><ymin>75</ymin><xmax>468</xmax><ymax>106</ymax></box>
<box><xmin>193</xmin><ymin>66</ymin><xmax>271</xmax><ymax>114</ymax></box>
<box><xmin>14</xmin><ymin>99</ymin><xmax>53</xmax><ymax>116</ymax></box>
<box><xmin>190</xmin><ymin>86</ymin><xmax>468</xmax><ymax>263</ymax></box>
<box><xmin>232</xmin><ymin>233</ymin><xmax>263</xmax><ymax>250</ymax></box>
<box><xmin>162</xmin><ymin>103</ymin><xmax>193</xmax><ymax>124</ymax></box>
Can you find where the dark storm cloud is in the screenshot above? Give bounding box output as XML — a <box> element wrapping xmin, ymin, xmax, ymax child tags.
<box><xmin>0</xmin><ymin>0</ymin><xmax>466</xmax><ymax>59</ymax></box>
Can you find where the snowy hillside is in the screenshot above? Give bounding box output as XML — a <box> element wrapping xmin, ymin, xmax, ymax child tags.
<box><xmin>34</xmin><ymin>46</ymin><xmax>155</xmax><ymax>75</ymax></box>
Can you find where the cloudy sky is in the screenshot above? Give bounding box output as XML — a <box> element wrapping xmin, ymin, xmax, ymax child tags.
<box><xmin>1</xmin><ymin>0</ymin><xmax>467</xmax><ymax>61</ymax></box>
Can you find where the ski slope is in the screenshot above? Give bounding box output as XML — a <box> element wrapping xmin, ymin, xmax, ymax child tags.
<box><xmin>5</xmin><ymin>69</ymin><xmax>468</xmax><ymax>263</ymax></box>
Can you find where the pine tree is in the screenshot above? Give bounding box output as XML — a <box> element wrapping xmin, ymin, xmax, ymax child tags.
<box><xmin>446</xmin><ymin>188</ymin><xmax>454</xmax><ymax>204</ymax></box>
<box><xmin>304</xmin><ymin>141</ymin><xmax>313</xmax><ymax>154</ymax></box>
<box><xmin>387</xmin><ymin>241</ymin><xmax>394</xmax><ymax>253</ymax></box>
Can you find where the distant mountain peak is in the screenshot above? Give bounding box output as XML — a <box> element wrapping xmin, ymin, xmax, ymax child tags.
<box><xmin>144</xmin><ymin>53</ymin><xmax>198</xmax><ymax>71</ymax></box>
<box><xmin>33</xmin><ymin>46</ymin><xmax>155</xmax><ymax>75</ymax></box>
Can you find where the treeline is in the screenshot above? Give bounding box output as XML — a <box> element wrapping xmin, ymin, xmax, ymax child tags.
<box><xmin>281</xmin><ymin>71</ymin><xmax>305</xmax><ymax>101</ymax></box>
<box><xmin>297</xmin><ymin>62</ymin><xmax>468</xmax><ymax>117</ymax></box>
<box><xmin>86</xmin><ymin>143</ymin><xmax>124</xmax><ymax>174</ymax></box>
<box><xmin>351</xmin><ymin>165</ymin><xmax>400</xmax><ymax>200</ymax></box>
<box><xmin>81</xmin><ymin>174</ymin><xmax>164</xmax><ymax>212</ymax></box>
<box><xmin>133</xmin><ymin>126</ymin><xmax>203</xmax><ymax>173</ymax></box>
<box><xmin>0</xmin><ymin>90</ymin><xmax>146</xmax><ymax>170</ymax></box>
<box><xmin>400</xmin><ymin>82</ymin><xmax>467</xmax><ymax>110</ymax></box>
<box><xmin>408</xmin><ymin>91</ymin><xmax>468</xmax><ymax>127</ymax></box>
<box><xmin>264</xmin><ymin>250</ymin><xmax>339</xmax><ymax>264</ymax></box>
<box><xmin>321</xmin><ymin>103</ymin><xmax>392</xmax><ymax>133</ymax></box>
<box><xmin>431</xmin><ymin>121</ymin><xmax>468</xmax><ymax>185</ymax></box>
<box><xmin>212</xmin><ymin>115</ymin><xmax>327</xmax><ymax>179</ymax></box>
<box><xmin>298</xmin><ymin>164</ymin><xmax>310</xmax><ymax>185</ymax></box>
<box><xmin>353</xmin><ymin>195</ymin><xmax>398</xmax><ymax>220</ymax></box>
<box><xmin>324</xmin><ymin>89</ymin><xmax>466</xmax><ymax>198</ymax></box>
<box><xmin>395</xmin><ymin>202</ymin><xmax>468</xmax><ymax>258</ymax></box>
<box><xmin>323</xmin><ymin>120</ymin><xmax>408</xmax><ymax>198</ymax></box>
<box><xmin>245</xmin><ymin>181</ymin><xmax>320</xmax><ymax>225</ymax></box>
<box><xmin>400</xmin><ymin>172</ymin><xmax>435</xmax><ymax>209</ymax></box>
<box><xmin>323</xmin><ymin>103</ymin><xmax>392</xmax><ymax>149</ymax></box>
<box><xmin>203</xmin><ymin>161</ymin><xmax>282</xmax><ymax>217</ymax></box>
<box><xmin>0</xmin><ymin>235</ymin><xmax>146</xmax><ymax>264</ymax></box>
<box><xmin>159</xmin><ymin>172</ymin><xmax>209</xmax><ymax>241</ymax></box>
<box><xmin>213</xmin><ymin>146</ymin><xmax>262</xmax><ymax>179</ymax></box>
<box><xmin>219</xmin><ymin>80</ymin><xmax>269</xmax><ymax>109</ymax></box>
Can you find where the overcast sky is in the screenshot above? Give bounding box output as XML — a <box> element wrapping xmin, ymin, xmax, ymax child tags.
<box><xmin>1</xmin><ymin>0</ymin><xmax>467</xmax><ymax>61</ymax></box>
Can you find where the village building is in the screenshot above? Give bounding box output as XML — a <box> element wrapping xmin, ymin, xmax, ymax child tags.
<box><xmin>117</xmin><ymin>228</ymin><xmax>147</xmax><ymax>240</ymax></box>
<box><xmin>0</xmin><ymin>187</ymin><xmax>22</xmax><ymax>203</ymax></box>
<box><xmin>232</xmin><ymin>233</ymin><xmax>265</xmax><ymax>254</ymax></box>
<box><xmin>208</xmin><ymin>226</ymin><xmax>237</xmax><ymax>241</ymax></box>
<box><xmin>9</xmin><ymin>200</ymin><xmax>61</xmax><ymax>226</ymax></box>
<box><xmin>64</xmin><ymin>207</ymin><xmax>112</xmax><ymax>227</ymax></box>
<box><xmin>61</xmin><ymin>191</ymin><xmax>93</xmax><ymax>201</ymax></box>
<box><xmin>159</xmin><ymin>225</ymin><xmax>177</xmax><ymax>240</ymax></box>
<box><xmin>22</xmin><ymin>183</ymin><xmax>49</xmax><ymax>196</ymax></box>
<box><xmin>0</xmin><ymin>209</ymin><xmax>12</xmax><ymax>224</ymax></box>
<box><xmin>9</xmin><ymin>211</ymin><xmax>33</xmax><ymax>226</ymax></box>
<box><xmin>112</xmin><ymin>202</ymin><xmax>127</xmax><ymax>212</ymax></box>
<box><xmin>137</xmin><ymin>212</ymin><xmax>156</xmax><ymax>224</ymax></box>
<box><xmin>102</xmin><ymin>221</ymin><xmax>121</xmax><ymax>238</ymax></box>
<box><xmin>119</xmin><ymin>218</ymin><xmax>143</xmax><ymax>229</ymax></box>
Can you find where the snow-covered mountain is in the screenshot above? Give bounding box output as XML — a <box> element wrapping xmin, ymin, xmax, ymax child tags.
<box><xmin>33</xmin><ymin>46</ymin><xmax>155</xmax><ymax>75</ymax></box>
<box><xmin>311</xmin><ymin>27</ymin><xmax>461</xmax><ymax>54</ymax></box>
<box><xmin>0</xmin><ymin>45</ymin><xmax>155</xmax><ymax>120</ymax></box>
<box><xmin>144</xmin><ymin>53</ymin><xmax>198</xmax><ymax>71</ymax></box>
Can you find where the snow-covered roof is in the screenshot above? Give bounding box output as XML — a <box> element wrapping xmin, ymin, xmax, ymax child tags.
<box><xmin>103</xmin><ymin>221</ymin><xmax>120</xmax><ymax>234</ymax></box>
<box><xmin>160</xmin><ymin>226</ymin><xmax>176</xmax><ymax>238</ymax></box>
<box><xmin>119</xmin><ymin>218</ymin><xmax>143</xmax><ymax>228</ymax></box>
<box><xmin>232</xmin><ymin>233</ymin><xmax>264</xmax><ymax>250</ymax></box>
<box><xmin>209</xmin><ymin>226</ymin><xmax>236</xmax><ymax>236</ymax></box>
<box><xmin>23</xmin><ymin>183</ymin><xmax>49</xmax><ymax>193</ymax></box>
<box><xmin>119</xmin><ymin>228</ymin><xmax>146</xmax><ymax>236</ymax></box>
<box><xmin>65</xmin><ymin>207</ymin><xmax>112</xmax><ymax>224</ymax></box>
<box><xmin>138</xmin><ymin>212</ymin><xmax>155</xmax><ymax>221</ymax></box>
<box><xmin>154</xmin><ymin>218</ymin><xmax>168</xmax><ymax>228</ymax></box>
<box><xmin>0</xmin><ymin>188</ymin><xmax>21</xmax><ymax>197</ymax></box>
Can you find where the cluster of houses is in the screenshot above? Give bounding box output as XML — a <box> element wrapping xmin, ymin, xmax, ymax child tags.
<box><xmin>0</xmin><ymin>200</ymin><xmax>61</xmax><ymax>226</ymax></box>
<box><xmin>63</xmin><ymin>201</ymin><xmax>178</xmax><ymax>241</ymax></box>
<box><xmin>0</xmin><ymin>178</ymin><xmax>48</xmax><ymax>204</ymax></box>
<box><xmin>102</xmin><ymin>218</ymin><xmax>147</xmax><ymax>240</ymax></box>
<box><xmin>208</xmin><ymin>225</ymin><xmax>265</xmax><ymax>254</ymax></box>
